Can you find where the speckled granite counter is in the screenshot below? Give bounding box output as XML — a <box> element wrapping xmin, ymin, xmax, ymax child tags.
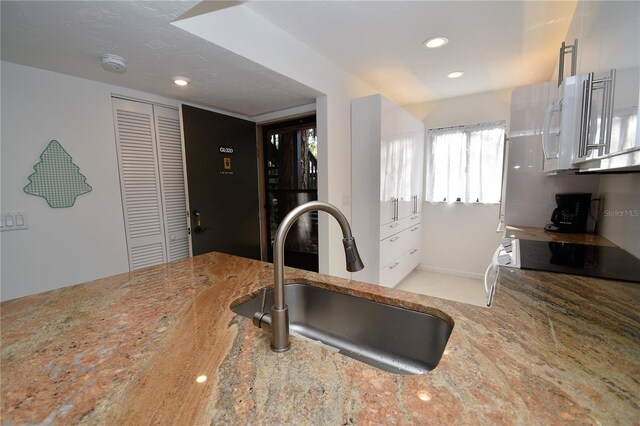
<box><xmin>505</xmin><ymin>225</ymin><xmax>616</xmax><ymax>246</ymax></box>
<box><xmin>2</xmin><ymin>252</ymin><xmax>639</xmax><ymax>425</ymax></box>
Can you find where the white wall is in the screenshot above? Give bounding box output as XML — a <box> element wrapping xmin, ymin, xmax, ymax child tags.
<box><xmin>1</xmin><ymin>62</ymin><xmax>128</xmax><ymax>300</ymax></box>
<box><xmin>419</xmin><ymin>203</ymin><xmax>505</xmax><ymax>278</ymax></box>
<box><xmin>404</xmin><ymin>88</ymin><xmax>513</xmax><ymax>277</ymax></box>
<box><xmin>173</xmin><ymin>5</ymin><xmax>375</xmax><ymax>279</ymax></box>
<box><xmin>404</xmin><ymin>88</ymin><xmax>513</xmax><ymax>131</ymax></box>
<box><xmin>0</xmin><ymin>61</ymin><xmax>249</xmax><ymax>301</ymax></box>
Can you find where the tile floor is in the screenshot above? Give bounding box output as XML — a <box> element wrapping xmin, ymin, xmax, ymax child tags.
<box><xmin>396</xmin><ymin>269</ymin><xmax>487</xmax><ymax>307</ymax></box>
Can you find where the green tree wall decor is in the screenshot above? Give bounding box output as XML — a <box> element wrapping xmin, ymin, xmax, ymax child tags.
<box><xmin>24</xmin><ymin>140</ymin><xmax>92</xmax><ymax>208</ymax></box>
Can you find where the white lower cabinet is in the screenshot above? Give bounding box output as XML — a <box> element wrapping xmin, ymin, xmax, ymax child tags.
<box><xmin>379</xmin><ymin>222</ymin><xmax>421</xmax><ymax>287</ymax></box>
<box><xmin>351</xmin><ymin>94</ymin><xmax>424</xmax><ymax>287</ymax></box>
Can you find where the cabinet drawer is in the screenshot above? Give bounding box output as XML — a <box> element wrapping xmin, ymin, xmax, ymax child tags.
<box><xmin>380</xmin><ymin>220</ymin><xmax>404</xmax><ymax>241</ymax></box>
<box><xmin>406</xmin><ymin>223</ymin><xmax>421</xmax><ymax>248</ymax></box>
<box><xmin>379</xmin><ymin>258</ymin><xmax>405</xmax><ymax>288</ymax></box>
<box><xmin>405</xmin><ymin>246</ymin><xmax>421</xmax><ymax>272</ymax></box>
<box><xmin>380</xmin><ymin>214</ymin><xmax>421</xmax><ymax>240</ymax></box>
<box><xmin>380</xmin><ymin>232</ymin><xmax>406</xmax><ymax>268</ymax></box>
<box><xmin>379</xmin><ymin>245</ymin><xmax>421</xmax><ymax>288</ymax></box>
<box><xmin>380</xmin><ymin>222</ymin><xmax>421</xmax><ymax>268</ymax></box>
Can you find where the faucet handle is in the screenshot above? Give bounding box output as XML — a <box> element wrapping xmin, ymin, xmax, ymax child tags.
<box><xmin>260</xmin><ymin>287</ymin><xmax>268</xmax><ymax>313</ymax></box>
<box><xmin>252</xmin><ymin>288</ymin><xmax>272</xmax><ymax>330</ymax></box>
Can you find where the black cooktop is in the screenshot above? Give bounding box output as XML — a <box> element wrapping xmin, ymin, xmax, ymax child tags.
<box><xmin>519</xmin><ymin>239</ymin><xmax>640</xmax><ymax>283</ymax></box>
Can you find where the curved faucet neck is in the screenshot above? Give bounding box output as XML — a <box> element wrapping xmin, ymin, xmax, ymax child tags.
<box><xmin>267</xmin><ymin>201</ymin><xmax>363</xmax><ymax>352</ymax></box>
<box><xmin>273</xmin><ymin>201</ymin><xmax>353</xmax><ymax>309</ymax></box>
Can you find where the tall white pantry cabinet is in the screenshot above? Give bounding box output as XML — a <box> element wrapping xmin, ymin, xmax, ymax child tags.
<box><xmin>351</xmin><ymin>95</ymin><xmax>424</xmax><ymax>287</ymax></box>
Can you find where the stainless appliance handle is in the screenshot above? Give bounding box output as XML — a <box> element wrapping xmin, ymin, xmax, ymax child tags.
<box><xmin>542</xmin><ymin>101</ymin><xmax>561</xmax><ymax>160</ymax></box>
<box><xmin>483</xmin><ymin>263</ymin><xmax>492</xmax><ymax>297</ymax></box>
<box><xmin>485</xmin><ymin>244</ymin><xmax>503</xmax><ymax>307</ymax></box>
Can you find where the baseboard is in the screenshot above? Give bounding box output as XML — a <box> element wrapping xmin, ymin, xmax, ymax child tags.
<box><xmin>416</xmin><ymin>264</ymin><xmax>484</xmax><ymax>280</ymax></box>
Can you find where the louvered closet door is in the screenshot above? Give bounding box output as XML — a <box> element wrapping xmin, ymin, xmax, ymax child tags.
<box><xmin>153</xmin><ymin>105</ymin><xmax>190</xmax><ymax>262</ymax></box>
<box><xmin>113</xmin><ymin>98</ymin><xmax>167</xmax><ymax>270</ymax></box>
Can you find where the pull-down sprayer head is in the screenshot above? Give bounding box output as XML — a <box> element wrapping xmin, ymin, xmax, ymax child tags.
<box><xmin>342</xmin><ymin>237</ymin><xmax>364</xmax><ymax>272</ymax></box>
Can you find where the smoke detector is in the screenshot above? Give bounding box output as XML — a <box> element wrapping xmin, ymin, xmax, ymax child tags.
<box><xmin>101</xmin><ymin>54</ymin><xmax>127</xmax><ymax>73</ymax></box>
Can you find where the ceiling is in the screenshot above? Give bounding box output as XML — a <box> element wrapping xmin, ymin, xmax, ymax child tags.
<box><xmin>247</xmin><ymin>0</ymin><xmax>578</xmax><ymax>105</ymax></box>
<box><xmin>1</xmin><ymin>1</ymin><xmax>578</xmax><ymax>115</ymax></box>
<box><xmin>0</xmin><ymin>1</ymin><xmax>320</xmax><ymax>117</ymax></box>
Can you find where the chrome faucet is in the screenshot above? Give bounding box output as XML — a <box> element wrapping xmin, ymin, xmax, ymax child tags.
<box><xmin>252</xmin><ymin>201</ymin><xmax>364</xmax><ymax>352</ymax></box>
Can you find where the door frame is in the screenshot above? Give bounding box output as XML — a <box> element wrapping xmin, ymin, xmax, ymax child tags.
<box><xmin>178</xmin><ymin>104</ymin><xmax>194</xmax><ymax>257</ymax></box>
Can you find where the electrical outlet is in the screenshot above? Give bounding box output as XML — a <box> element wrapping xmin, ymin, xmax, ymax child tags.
<box><xmin>1</xmin><ymin>212</ymin><xmax>28</xmax><ymax>231</ymax></box>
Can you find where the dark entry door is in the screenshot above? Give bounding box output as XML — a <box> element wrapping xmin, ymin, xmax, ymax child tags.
<box><xmin>181</xmin><ymin>104</ymin><xmax>260</xmax><ymax>259</ymax></box>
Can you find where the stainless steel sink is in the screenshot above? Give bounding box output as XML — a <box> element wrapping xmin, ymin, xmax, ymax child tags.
<box><xmin>232</xmin><ymin>283</ymin><xmax>454</xmax><ymax>375</ymax></box>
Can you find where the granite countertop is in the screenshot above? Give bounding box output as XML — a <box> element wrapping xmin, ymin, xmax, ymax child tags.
<box><xmin>505</xmin><ymin>225</ymin><xmax>616</xmax><ymax>246</ymax></box>
<box><xmin>1</xmin><ymin>252</ymin><xmax>639</xmax><ymax>425</ymax></box>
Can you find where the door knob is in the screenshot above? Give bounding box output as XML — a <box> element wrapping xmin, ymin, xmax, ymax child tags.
<box><xmin>192</xmin><ymin>210</ymin><xmax>210</xmax><ymax>234</ymax></box>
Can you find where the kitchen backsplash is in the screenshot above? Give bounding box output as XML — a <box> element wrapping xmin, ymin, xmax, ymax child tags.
<box><xmin>597</xmin><ymin>174</ymin><xmax>640</xmax><ymax>259</ymax></box>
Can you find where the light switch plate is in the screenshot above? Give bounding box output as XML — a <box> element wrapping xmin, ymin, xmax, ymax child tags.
<box><xmin>1</xmin><ymin>212</ymin><xmax>29</xmax><ymax>231</ymax></box>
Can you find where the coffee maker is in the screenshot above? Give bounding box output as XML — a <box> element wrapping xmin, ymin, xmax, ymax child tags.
<box><xmin>544</xmin><ymin>193</ymin><xmax>591</xmax><ymax>233</ymax></box>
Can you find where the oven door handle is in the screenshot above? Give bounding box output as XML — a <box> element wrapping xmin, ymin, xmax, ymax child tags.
<box><xmin>484</xmin><ymin>244</ymin><xmax>503</xmax><ymax>306</ymax></box>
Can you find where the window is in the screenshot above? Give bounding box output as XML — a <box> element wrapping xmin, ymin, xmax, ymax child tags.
<box><xmin>426</xmin><ymin>121</ymin><xmax>505</xmax><ymax>204</ymax></box>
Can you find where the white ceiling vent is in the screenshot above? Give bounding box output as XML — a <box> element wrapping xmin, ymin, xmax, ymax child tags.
<box><xmin>101</xmin><ymin>54</ymin><xmax>127</xmax><ymax>73</ymax></box>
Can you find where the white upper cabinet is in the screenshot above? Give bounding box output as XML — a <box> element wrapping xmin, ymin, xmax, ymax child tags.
<box><xmin>511</xmin><ymin>82</ymin><xmax>552</xmax><ymax>138</ymax></box>
<box><xmin>558</xmin><ymin>0</ymin><xmax>640</xmax><ymax>171</ymax></box>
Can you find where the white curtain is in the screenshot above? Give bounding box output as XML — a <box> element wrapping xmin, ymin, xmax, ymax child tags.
<box><xmin>426</xmin><ymin>122</ymin><xmax>505</xmax><ymax>203</ymax></box>
<box><xmin>380</xmin><ymin>136</ymin><xmax>415</xmax><ymax>201</ymax></box>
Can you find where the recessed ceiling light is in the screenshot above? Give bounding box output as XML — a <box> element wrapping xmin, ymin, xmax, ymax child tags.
<box><xmin>173</xmin><ymin>76</ymin><xmax>191</xmax><ymax>86</ymax></box>
<box><xmin>423</xmin><ymin>36</ymin><xmax>449</xmax><ymax>49</ymax></box>
<box><xmin>447</xmin><ymin>71</ymin><xmax>464</xmax><ymax>79</ymax></box>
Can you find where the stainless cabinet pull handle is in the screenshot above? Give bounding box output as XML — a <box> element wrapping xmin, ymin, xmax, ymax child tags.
<box><xmin>391</xmin><ymin>197</ymin><xmax>398</xmax><ymax>221</ymax></box>
<box><xmin>394</xmin><ymin>198</ymin><xmax>399</xmax><ymax>221</ymax></box>
<box><xmin>411</xmin><ymin>227</ymin><xmax>419</xmax><ymax>231</ymax></box>
<box><xmin>582</xmin><ymin>69</ymin><xmax>616</xmax><ymax>157</ymax></box>
<box><xmin>579</xmin><ymin>74</ymin><xmax>594</xmax><ymax>158</ymax></box>
<box><xmin>558</xmin><ymin>39</ymin><xmax>578</xmax><ymax>86</ymax></box>
<box><xmin>410</xmin><ymin>249</ymin><xmax>418</xmax><ymax>254</ymax></box>
<box><xmin>390</xmin><ymin>223</ymin><xmax>399</xmax><ymax>228</ymax></box>
<box><xmin>389</xmin><ymin>262</ymin><xmax>400</xmax><ymax>269</ymax></box>
<box><xmin>390</xmin><ymin>236</ymin><xmax>400</xmax><ymax>242</ymax></box>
